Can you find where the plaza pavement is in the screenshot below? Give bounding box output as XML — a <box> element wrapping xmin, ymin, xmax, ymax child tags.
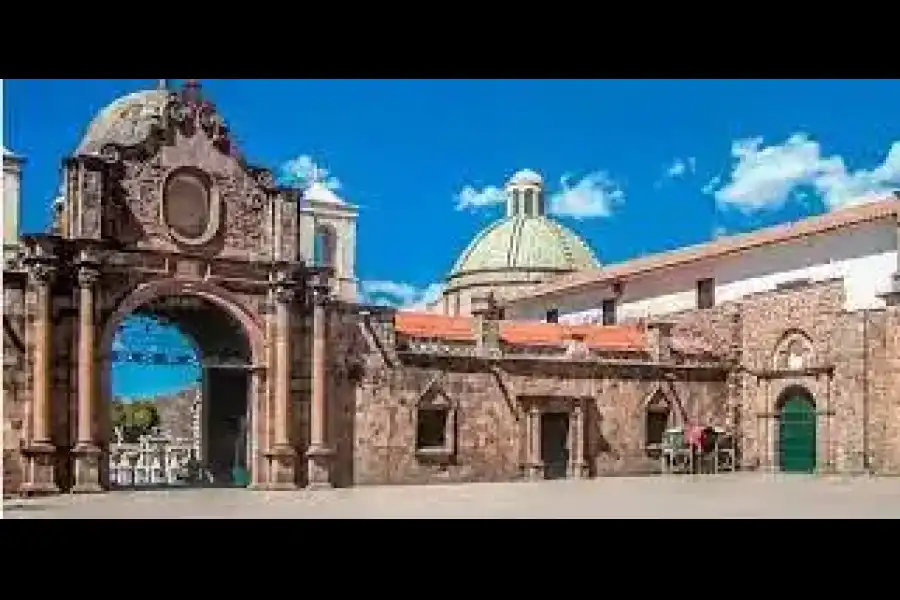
<box><xmin>4</xmin><ymin>474</ymin><xmax>899</xmax><ymax>519</ymax></box>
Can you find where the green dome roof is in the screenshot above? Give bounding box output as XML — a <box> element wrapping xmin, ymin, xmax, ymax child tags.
<box><xmin>450</xmin><ymin>215</ymin><xmax>599</xmax><ymax>277</ymax></box>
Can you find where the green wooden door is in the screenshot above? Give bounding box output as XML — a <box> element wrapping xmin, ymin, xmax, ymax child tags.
<box><xmin>778</xmin><ymin>394</ymin><xmax>817</xmax><ymax>473</ymax></box>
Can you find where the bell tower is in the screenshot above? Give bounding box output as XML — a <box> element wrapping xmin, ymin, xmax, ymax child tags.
<box><xmin>296</xmin><ymin>167</ymin><xmax>359</xmax><ymax>302</ymax></box>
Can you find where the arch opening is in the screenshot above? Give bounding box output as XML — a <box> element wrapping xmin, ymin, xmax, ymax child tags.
<box><xmin>776</xmin><ymin>386</ymin><xmax>817</xmax><ymax>474</ymax></box>
<box><xmin>314</xmin><ymin>224</ymin><xmax>338</xmax><ymax>268</ymax></box>
<box><xmin>103</xmin><ymin>292</ymin><xmax>256</xmax><ymax>490</ymax></box>
<box><xmin>773</xmin><ymin>330</ymin><xmax>814</xmax><ymax>371</ymax></box>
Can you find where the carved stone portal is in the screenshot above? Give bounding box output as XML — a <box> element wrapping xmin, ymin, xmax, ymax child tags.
<box><xmin>9</xmin><ymin>80</ymin><xmax>333</xmax><ymax>495</ymax></box>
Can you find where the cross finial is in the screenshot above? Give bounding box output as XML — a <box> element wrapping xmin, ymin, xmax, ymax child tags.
<box><xmin>308</xmin><ymin>165</ymin><xmax>322</xmax><ymax>185</ymax></box>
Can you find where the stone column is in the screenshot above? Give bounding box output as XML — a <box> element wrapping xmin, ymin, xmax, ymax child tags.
<box><xmin>73</xmin><ymin>261</ymin><xmax>103</xmax><ymax>493</ymax></box>
<box><xmin>570</xmin><ymin>403</ymin><xmax>587</xmax><ymax>479</ymax></box>
<box><xmin>20</xmin><ymin>261</ymin><xmax>59</xmax><ymax>496</ymax></box>
<box><xmin>265</xmin><ymin>282</ymin><xmax>297</xmax><ymax>489</ymax></box>
<box><xmin>307</xmin><ymin>285</ymin><xmax>334</xmax><ymax>489</ymax></box>
<box><xmin>526</xmin><ymin>405</ymin><xmax>543</xmax><ymax>481</ymax></box>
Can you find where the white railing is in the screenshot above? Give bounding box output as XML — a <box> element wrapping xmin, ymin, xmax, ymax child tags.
<box><xmin>108</xmin><ymin>427</ymin><xmax>206</xmax><ymax>487</ymax></box>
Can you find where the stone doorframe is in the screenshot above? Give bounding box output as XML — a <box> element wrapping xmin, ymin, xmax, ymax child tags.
<box><xmin>754</xmin><ymin>371</ymin><xmax>835</xmax><ymax>473</ymax></box>
<box><xmin>518</xmin><ymin>395</ymin><xmax>591</xmax><ymax>481</ymax></box>
<box><xmin>97</xmin><ymin>277</ymin><xmax>269</xmax><ymax>487</ymax></box>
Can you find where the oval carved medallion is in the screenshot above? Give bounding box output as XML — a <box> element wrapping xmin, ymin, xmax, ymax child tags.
<box><xmin>162</xmin><ymin>169</ymin><xmax>221</xmax><ymax>246</ymax></box>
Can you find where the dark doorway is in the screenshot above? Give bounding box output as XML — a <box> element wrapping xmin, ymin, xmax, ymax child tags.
<box><xmin>205</xmin><ymin>367</ymin><xmax>251</xmax><ymax>485</ymax></box>
<box><xmin>777</xmin><ymin>388</ymin><xmax>817</xmax><ymax>474</ymax></box>
<box><xmin>541</xmin><ymin>412</ymin><xmax>570</xmax><ymax>479</ymax></box>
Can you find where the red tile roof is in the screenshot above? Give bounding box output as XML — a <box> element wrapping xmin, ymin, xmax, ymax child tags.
<box><xmin>393</xmin><ymin>313</ymin><xmax>474</xmax><ymax>342</ymax></box>
<box><xmin>394</xmin><ymin>312</ymin><xmax>646</xmax><ymax>352</ymax></box>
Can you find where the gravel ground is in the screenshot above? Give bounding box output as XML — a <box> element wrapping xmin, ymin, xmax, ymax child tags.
<box><xmin>5</xmin><ymin>474</ymin><xmax>900</xmax><ymax>519</ymax></box>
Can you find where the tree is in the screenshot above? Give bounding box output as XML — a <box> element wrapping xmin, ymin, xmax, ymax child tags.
<box><xmin>111</xmin><ymin>400</ymin><xmax>161</xmax><ymax>443</ymax></box>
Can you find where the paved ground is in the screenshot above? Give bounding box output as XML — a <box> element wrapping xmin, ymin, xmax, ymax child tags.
<box><xmin>5</xmin><ymin>475</ymin><xmax>900</xmax><ymax>519</ymax></box>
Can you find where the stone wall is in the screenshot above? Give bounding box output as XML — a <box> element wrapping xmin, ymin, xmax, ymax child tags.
<box><xmin>337</xmin><ymin>277</ymin><xmax>897</xmax><ymax>487</ymax></box>
<box><xmin>344</xmin><ymin>349</ymin><xmax>729</xmax><ymax>486</ymax></box>
<box><xmin>2</xmin><ymin>278</ymin><xmax>27</xmax><ymax>495</ymax></box>
<box><xmin>876</xmin><ymin>300</ymin><xmax>900</xmax><ymax>473</ymax></box>
<box><xmin>666</xmin><ymin>278</ymin><xmax>899</xmax><ymax>474</ymax></box>
<box><xmin>3</xmin><ymin>271</ymin><xmax>898</xmax><ymax>496</ymax></box>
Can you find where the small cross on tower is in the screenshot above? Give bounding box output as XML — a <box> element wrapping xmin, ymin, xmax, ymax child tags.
<box><xmin>308</xmin><ymin>164</ymin><xmax>322</xmax><ymax>185</ymax></box>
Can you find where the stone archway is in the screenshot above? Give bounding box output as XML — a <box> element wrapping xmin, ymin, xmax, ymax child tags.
<box><xmin>98</xmin><ymin>278</ymin><xmax>267</xmax><ymax>490</ymax></box>
<box><xmin>775</xmin><ymin>385</ymin><xmax>817</xmax><ymax>474</ymax></box>
<box><xmin>7</xmin><ymin>80</ymin><xmax>339</xmax><ymax>497</ymax></box>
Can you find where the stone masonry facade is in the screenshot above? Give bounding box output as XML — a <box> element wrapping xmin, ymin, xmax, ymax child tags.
<box><xmin>312</xmin><ymin>279</ymin><xmax>897</xmax><ymax>487</ymax></box>
<box><xmin>3</xmin><ymin>80</ymin><xmax>898</xmax><ymax>496</ymax></box>
<box><xmin>5</xmin><ymin>272</ymin><xmax>899</xmax><ymax>495</ymax></box>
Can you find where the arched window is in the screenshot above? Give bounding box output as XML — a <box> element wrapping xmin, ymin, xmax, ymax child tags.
<box><xmin>773</xmin><ymin>331</ymin><xmax>814</xmax><ymax>371</ymax></box>
<box><xmin>313</xmin><ymin>225</ymin><xmax>338</xmax><ymax>268</ymax></box>
<box><xmin>523</xmin><ymin>190</ymin><xmax>534</xmax><ymax>216</ymax></box>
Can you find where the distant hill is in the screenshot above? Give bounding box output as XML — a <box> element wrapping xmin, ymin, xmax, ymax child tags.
<box><xmin>112</xmin><ymin>386</ymin><xmax>200</xmax><ymax>440</ymax></box>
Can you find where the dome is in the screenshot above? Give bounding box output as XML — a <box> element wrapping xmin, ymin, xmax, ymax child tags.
<box><xmin>304</xmin><ymin>181</ymin><xmax>344</xmax><ymax>204</ymax></box>
<box><xmin>450</xmin><ymin>215</ymin><xmax>598</xmax><ymax>278</ymax></box>
<box><xmin>508</xmin><ymin>169</ymin><xmax>543</xmax><ymax>187</ymax></box>
<box><xmin>75</xmin><ymin>89</ymin><xmax>170</xmax><ymax>156</ymax></box>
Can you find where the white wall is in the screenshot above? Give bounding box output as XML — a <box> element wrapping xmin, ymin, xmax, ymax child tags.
<box><xmin>509</xmin><ymin>218</ymin><xmax>898</xmax><ymax>323</ymax></box>
<box><xmin>3</xmin><ymin>159</ymin><xmax>21</xmax><ymax>246</ymax></box>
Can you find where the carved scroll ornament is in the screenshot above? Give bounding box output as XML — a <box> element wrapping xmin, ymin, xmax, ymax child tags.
<box><xmin>28</xmin><ymin>262</ymin><xmax>57</xmax><ymax>288</ymax></box>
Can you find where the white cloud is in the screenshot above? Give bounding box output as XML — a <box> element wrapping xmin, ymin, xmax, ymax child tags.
<box><xmin>361</xmin><ymin>280</ymin><xmax>444</xmax><ymax>310</ymax></box>
<box><xmin>454</xmin><ymin>171</ymin><xmax>624</xmax><ymax>219</ymax></box>
<box><xmin>665</xmin><ymin>157</ymin><xmax>697</xmax><ymax>179</ymax></box>
<box><xmin>455</xmin><ymin>185</ymin><xmax>506</xmax><ymax>211</ymax></box>
<box><xmin>549</xmin><ymin>171</ymin><xmax>624</xmax><ymax>219</ymax></box>
<box><xmin>279</xmin><ymin>155</ymin><xmax>341</xmax><ymax>190</ymax></box>
<box><xmin>709</xmin><ymin>134</ymin><xmax>900</xmax><ymax>212</ymax></box>
<box><xmin>701</xmin><ymin>175</ymin><xmax>721</xmax><ymax>196</ymax></box>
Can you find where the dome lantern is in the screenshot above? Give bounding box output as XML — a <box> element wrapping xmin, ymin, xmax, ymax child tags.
<box><xmin>505</xmin><ymin>169</ymin><xmax>545</xmax><ymax>218</ymax></box>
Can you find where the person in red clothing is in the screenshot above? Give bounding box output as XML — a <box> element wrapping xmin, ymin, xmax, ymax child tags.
<box><xmin>685</xmin><ymin>424</ymin><xmax>706</xmax><ymax>473</ymax></box>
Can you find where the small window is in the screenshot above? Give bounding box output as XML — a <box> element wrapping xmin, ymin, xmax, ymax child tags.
<box><xmin>601</xmin><ymin>299</ymin><xmax>617</xmax><ymax>326</ymax></box>
<box><xmin>645</xmin><ymin>404</ymin><xmax>670</xmax><ymax>460</ymax></box>
<box><xmin>416</xmin><ymin>408</ymin><xmax>449</xmax><ymax>450</ymax></box>
<box><xmin>696</xmin><ymin>278</ymin><xmax>715</xmax><ymax>309</ymax></box>
<box><xmin>546</xmin><ymin>309</ymin><xmax>559</xmax><ymax>324</ymax></box>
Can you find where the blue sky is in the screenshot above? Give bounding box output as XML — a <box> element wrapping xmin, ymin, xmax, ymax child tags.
<box><xmin>6</xmin><ymin>78</ymin><xmax>900</xmax><ymax>396</ymax></box>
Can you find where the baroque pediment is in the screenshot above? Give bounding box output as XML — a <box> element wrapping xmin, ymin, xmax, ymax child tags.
<box><xmin>61</xmin><ymin>81</ymin><xmax>298</xmax><ymax>263</ymax></box>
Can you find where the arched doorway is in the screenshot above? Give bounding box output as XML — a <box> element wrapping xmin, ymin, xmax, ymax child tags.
<box><xmin>776</xmin><ymin>387</ymin><xmax>817</xmax><ymax>474</ymax></box>
<box><xmin>100</xmin><ymin>286</ymin><xmax>262</xmax><ymax>490</ymax></box>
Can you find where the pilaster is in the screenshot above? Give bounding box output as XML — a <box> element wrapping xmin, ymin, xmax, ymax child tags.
<box><xmin>568</xmin><ymin>403</ymin><xmax>588</xmax><ymax>479</ymax></box>
<box><xmin>72</xmin><ymin>254</ymin><xmax>103</xmax><ymax>493</ymax></box>
<box><xmin>525</xmin><ymin>405</ymin><xmax>544</xmax><ymax>481</ymax></box>
<box><xmin>307</xmin><ymin>278</ymin><xmax>334</xmax><ymax>489</ymax></box>
<box><xmin>263</xmin><ymin>270</ymin><xmax>298</xmax><ymax>490</ymax></box>
<box><xmin>20</xmin><ymin>256</ymin><xmax>59</xmax><ymax>496</ymax></box>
